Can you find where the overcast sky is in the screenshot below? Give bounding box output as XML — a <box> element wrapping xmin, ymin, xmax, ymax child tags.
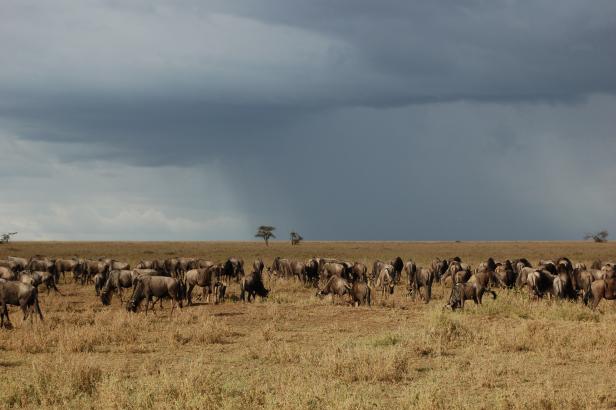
<box><xmin>1</xmin><ymin>1</ymin><xmax>615</xmax><ymax>240</ymax></box>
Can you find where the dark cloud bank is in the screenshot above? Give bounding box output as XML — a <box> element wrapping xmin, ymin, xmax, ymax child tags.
<box><xmin>0</xmin><ymin>1</ymin><xmax>615</xmax><ymax>240</ymax></box>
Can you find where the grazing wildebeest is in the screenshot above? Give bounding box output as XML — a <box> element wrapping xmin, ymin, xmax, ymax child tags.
<box><xmin>127</xmin><ymin>276</ymin><xmax>183</xmax><ymax>315</ymax></box>
<box><xmin>185</xmin><ymin>267</ymin><xmax>221</xmax><ymax>305</ymax></box>
<box><xmin>224</xmin><ymin>257</ymin><xmax>245</xmax><ymax>282</ymax></box>
<box><xmin>0</xmin><ymin>280</ymin><xmax>43</xmax><ymax>327</ymax></box>
<box><xmin>375</xmin><ymin>265</ymin><xmax>396</xmax><ymax>299</ymax></box>
<box><xmin>584</xmin><ymin>278</ymin><xmax>616</xmax><ymax>310</ymax></box>
<box><xmin>317</xmin><ymin>275</ymin><xmax>351</xmax><ymax>304</ymax></box>
<box><xmin>0</xmin><ymin>267</ymin><xmax>15</xmax><ymax>281</ymax></box>
<box><xmin>240</xmin><ymin>271</ymin><xmax>269</xmax><ymax>302</ymax></box>
<box><xmin>101</xmin><ymin>270</ymin><xmax>134</xmax><ymax>305</ymax></box>
<box><xmin>446</xmin><ymin>282</ymin><xmax>497</xmax><ymax>310</ymax></box>
<box><xmin>409</xmin><ymin>267</ymin><xmax>434</xmax><ymax>303</ymax></box>
<box><xmin>351</xmin><ymin>281</ymin><xmax>371</xmax><ymax>307</ymax></box>
<box><xmin>389</xmin><ymin>257</ymin><xmax>404</xmax><ymax>283</ymax></box>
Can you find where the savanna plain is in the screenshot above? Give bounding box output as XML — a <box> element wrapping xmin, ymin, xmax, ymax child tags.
<box><xmin>1</xmin><ymin>241</ymin><xmax>616</xmax><ymax>409</ymax></box>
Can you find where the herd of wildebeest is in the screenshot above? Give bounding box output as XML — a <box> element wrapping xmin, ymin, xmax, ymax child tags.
<box><xmin>1</xmin><ymin>254</ymin><xmax>616</xmax><ymax>328</ymax></box>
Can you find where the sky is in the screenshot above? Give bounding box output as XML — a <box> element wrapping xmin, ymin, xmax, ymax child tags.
<box><xmin>1</xmin><ymin>1</ymin><xmax>615</xmax><ymax>241</ymax></box>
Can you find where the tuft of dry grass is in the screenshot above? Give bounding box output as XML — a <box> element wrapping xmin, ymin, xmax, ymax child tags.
<box><xmin>2</xmin><ymin>241</ymin><xmax>616</xmax><ymax>409</ymax></box>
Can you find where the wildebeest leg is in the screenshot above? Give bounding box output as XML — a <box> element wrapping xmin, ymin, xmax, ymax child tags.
<box><xmin>187</xmin><ymin>284</ymin><xmax>194</xmax><ymax>305</ymax></box>
<box><xmin>20</xmin><ymin>300</ymin><xmax>30</xmax><ymax>321</ymax></box>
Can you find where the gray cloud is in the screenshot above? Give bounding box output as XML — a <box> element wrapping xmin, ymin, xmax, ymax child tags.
<box><xmin>0</xmin><ymin>1</ymin><xmax>615</xmax><ymax>240</ymax></box>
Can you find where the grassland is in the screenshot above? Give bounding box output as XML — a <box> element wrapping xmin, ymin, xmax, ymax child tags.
<box><xmin>1</xmin><ymin>241</ymin><xmax>616</xmax><ymax>409</ymax></box>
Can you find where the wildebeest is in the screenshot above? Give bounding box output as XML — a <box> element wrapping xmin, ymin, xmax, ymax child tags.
<box><xmin>430</xmin><ymin>258</ymin><xmax>449</xmax><ymax>282</ymax></box>
<box><xmin>127</xmin><ymin>276</ymin><xmax>183</xmax><ymax>315</ymax></box>
<box><xmin>290</xmin><ymin>260</ymin><xmax>307</xmax><ymax>282</ymax></box>
<box><xmin>316</xmin><ymin>275</ymin><xmax>351</xmax><ymax>304</ymax></box>
<box><xmin>375</xmin><ymin>265</ymin><xmax>396</xmax><ymax>299</ymax></box>
<box><xmin>389</xmin><ymin>257</ymin><xmax>404</xmax><ymax>283</ymax></box>
<box><xmin>526</xmin><ymin>269</ymin><xmax>557</xmax><ymax>299</ymax></box>
<box><xmin>409</xmin><ymin>267</ymin><xmax>434</xmax><ymax>303</ymax></box>
<box><xmin>320</xmin><ymin>262</ymin><xmax>349</xmax><ymax>283</ymax></box>
<box><xmin>240</xmin><ymin>270</ymin><xmax>269</xmax><ymax>302</ymax></box>
<box><xmin>350</xmin><ymin>262</ymin><xmax>369</xmax><ymax>283</ymax></box>
<box><xmin>0</xmin><ymin>280</ymin><xmax>43</xmax><ymax>327</ymax></box>
<box><xmin>135</xmin><ymin>260</ymin><xmax>162</xmax><ymax>271</ymax></box>
<box><xmin>253</xmin><ymin>258</ymin><xmax>265</xmax><ymax>276</ymax></box>
<box><xmin>351</xmin><ymin>281</ymin><xmax>371</xmax><ymax>307</ymax></box>
<box><xmin>446</xmin><ymin>282</ymin><xmax>497</xmax><ymax>310</ymax></box>
<box><xmin>20</xmin><ymin>271</ymin><xmax>61</xmax><ymax>295</ymax></box>
<box><xmin>304</xmin><ymin>258</ymin><xmax>320</xmax><ymax>285</ymax></box>
<box><xmin>185</xmin><ymin>267</ymin><xmax>221</xmax><ymax>305</ymax></box>
<box><xmin>223</xmin><ymin>257</ymin><xmax>245</xmax><ymax>282</ymax></box>
<box><xmin>270</xmin><ymin>257</ymin><xmax>292</xmax><ymax>278</ymax></box>
<box><xmin>584</xmin><ymin>278</ymin><xmax>616</xmax><ymax>309</ymax></box>
<box><xmin>54</xmin><ymin>258</ymin><xmax>82</xmax><ymax>283</ymax></box>
<box><xmin>82</xmin><ymin>260</ymin><xmax>109</xmax><ymax>285</ymax></box>
<box><xmin>0</xmin><ymin>267</ymin><xmax>16</xmax><ymax>281</ymax></box>
<box><xmin>7</xmin><ymin>256</ymin><xmax>28</xmax><ymax>273</ymax></box>
<box><xmin>101</xmin><ymin>270</ymin><xmax>134</xmax><ymax>305</ymax></box>
<box><xmin>493</xmin><ymin>260</ymin><xmax>516</xmax><ymax>288</ymax></box>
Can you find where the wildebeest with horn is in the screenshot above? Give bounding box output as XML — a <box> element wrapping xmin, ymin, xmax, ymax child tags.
<box><xmin>126</xmin><ymin>276</ymin><xmax>183</xmax><ymax>315</ymax></box>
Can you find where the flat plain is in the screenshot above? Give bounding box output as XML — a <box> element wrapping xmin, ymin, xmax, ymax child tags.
<box><xmin>1</xmin><ymin>241</ymin><xmax>616</xmax><ymax>409</ymax></box>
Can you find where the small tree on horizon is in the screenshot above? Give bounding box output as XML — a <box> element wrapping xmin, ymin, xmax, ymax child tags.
<box><xmin>255</xmin><ymin>226</ymin><xmax>276</xmax><ymax>246</ymax></box>
<box><xmin>0</xmin><ymin>232</ymin><xmax>17</xmax><ymax>244</ymax></box>
<box><xmin>584</xmin><ymin>230</ymin><xmax>608</xmax><ymax>243</ymax></box>
<box><xmin>290</xmin><ymin>231</ymin><xmax>303</xmax><ymax>245</ymax></box>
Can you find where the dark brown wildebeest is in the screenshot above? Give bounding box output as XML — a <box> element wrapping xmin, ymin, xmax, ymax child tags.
<box><xmin>0</xmin><ymin>267</ymin><xmax>15</xmax><ymax>281</ymax></box>
<box><xmin>127</xmin><ymin>276</ymin><xmax>183</xmax><ymax>315</ymax></box>
<box><xmin>316</xmin><ymin>275</ymin><xmax>351</xmax><ymax>304</ymax></box>
<box><xmin>185</xmin><ymin>267</ymin><xmax>221</xmax><ymax>305</ymax></box>
<box><xmin>0</xmin><ymin>280</ymin><xmax>43</xmax><ymax>327</ymax></box>
<box><xmin>389</xmin><ymin>257</ymin><xmax>404</xmax><ymax>283</ymax></box>
<box><xmin>375</xmin><ymin>265</ymin><xmax>396</xmax><ymax>299</ymax></box>
<box><xmin>351</xmin><ymin>281</ymin><xmax>371</xmax><ymax>307</ymax></box>
<box><xmin>476</xmin><ymin>257</ymin><xmax>497</xmax><ymax>275</ymax></box>
<box><xmin>240</xmin><ymin>270</ymin><xmax>269</xmax><ymax>302</ymax></box>
<box><xmin>304</xmin><ymin>258</ymin><xmax>319</xmax><ymax>285</ymax></box>
<box><xmin>527</xmin><ymin>269</ymin><xmax>557</xmax><ymax>299</ymax></box>
<box><xmin>223</xmin><ymin>257</ymin><xmax>244</xmax><ymax>282</ymax></box>
<box><xmin>584</xmin><ymin>278</ymin><xmax>616</xmax><ymax>309</ymax></box>
<box><xmin>409</xmin><ymin>267</ymin><xmax>434</xmax><ymax>303</ymax></box>
<box><xmin>446</xmin><ymin>282</ymin><xmax>496</xmax><ymax>310</ymax></box>
<box><xmin>101</xmin><ymin>270</ymin><xmax>134</xmax><ymax>305</ymax></box>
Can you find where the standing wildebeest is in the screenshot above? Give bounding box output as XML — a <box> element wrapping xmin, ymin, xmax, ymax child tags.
<box><xmin>389</xmin><ymin>257</ymin><xmax>404</xmax><ymax>283</ymax></box>
<box><xmin>375</xmin><ymin>265</ymin><xmax>396</xmax><ymax>299</ymax></box>
<box><xmin>409</xmin><ymin>267</ymin><xmax>434</xmax><ymax>303</ymax></box>
<box><xmin>135</xmin><ymin>260</ymin><xmax>162</xmax><ymax>271</ymax></box>
<box><xmin>185</xmin><ymin>267</ymin><xmax>221</xmax><ymax>305</ymax></box>
<box><xmin>127</xmin><ymin>276</ymin><xmax>183</xmax><ymax>315</ymax></box>
<box><xmin>240</xmin><ymin>270</ymin><xmax>269</xmax><ymax>302</ymax></box>
<box><xmin>403</xmin><ymin>260</ymin><xmax>417</xmax><ymax>283</ymax></box>
<box><xmin>290</xmin><ymin>260</ymin><xmax>307</xmax><ymax>283</ymax></box>
<box><xmin>446</xmin><ymin>282</ymin><xmax>497</xmax><ymax>310</ymax></box>
<box><xmin>8</xmin><ymin>256</ymin><xmax>28</xmax><ymax>273</ymax></box>
<box><xmin>304</xmin><ymin>258</ymin><xmax>320</xmax><ymax>285</ymax></box>
<box><xmin>0</xmin><ymin>280</ymin><xmax>43</xmax><ymax>327</ymax></box>
<box><xmin>320</xmin><ymin>262</ymin><xmax>349</xmax><ymax>283</ymax></box>
<box><xmin>270</xmin><ymin>257</ymin><xmax>292</xmax><ymax>278</ymax></box>
<box><xmin>493</xmin><ymin>260</ymin><xmax>517</xmax><ymax>288</ymax></box>
<box><xmin>109</xmin><ymin>260</ymin><xmax>131</xmax><ymax>271</ymax></box>
<box><xmin>54</xmin><ymin>258</ymin><xmax>80</xmax><ymax>283</ymax></box>
<box><xmin>317</xmin><ymin>275</ymin><xmax>351</xmax><ymax>304</ymax></box>
<box><xmin>253</xmin><ymin>258</ymin><xmax>265</xmax><ymax>276</ymax></box>
<box><xmin>27</xmin><ymin>257</ymin><xmax>57</xmax><ymax>282</ymax></box>
<box><xmin>101</xmin><ymin>270</ymin><xmax>134</xmax><ymax>305</ymax></box>
<box><xmin>20</xmin><ymin>271</ymin><xmax>62</xmax><ymax>295</ymax></box>
<box><xmin>350</xmin><ymin>262</ymin><xmax>369</xmax><ymax>283</ymax></box>
<box><xmin>224</xmin><ymin>257</ymin><xmax>245</xmax><ymax>282</ymax></box>
<box><xmin>584</xmin><ymin>278</ymin><xmax>616</xmax><ymax>309</ymax></box>
<box><xmin>430</xmin><ymin>258</ymin><xmax>449</xmax><ymax>282</ymax></box>
<box><xmin>82</xmin><ymin>260</ymin><xmax>109</xmax><ymax>285</ymax></box>
<box><xmin>351</xmin><ymin>281</ymin><xmax>371</xmax><ymax>306</ymax></box>
<box><xmin>526</xmin><ymin>269</ymin><xmax>558</xmax><ymax>299</ymax></box>
<box><xmin>372</xmin><ymin>260</ymin><xmax>386</xmax><ymax>282</ymax></box>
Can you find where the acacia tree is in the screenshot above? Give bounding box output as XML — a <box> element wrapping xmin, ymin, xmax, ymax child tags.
<box><xmin>290</xmin><ymin>231</ymin><xmax>303</xmax><ymax>245</ymax></box>
<box><xmin>584</xmin><ymin>230</ymin><xmax>608</xmax><ymax>243</ymax></box>
<box><xmin>255</xmin><ymin>226</ymin><xmax>276</xmax><ymax>246</ymax></box>
<box><xmin>0</xmin><ymin>232</ymin><xmax>17</xmax><ymax>244</ymax></box>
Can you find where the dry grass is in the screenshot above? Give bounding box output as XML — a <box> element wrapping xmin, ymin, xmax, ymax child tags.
<box><xmin>1</xmin><ymin>241</ymin><xmax>616</xmax><ymax>409</ymax></box>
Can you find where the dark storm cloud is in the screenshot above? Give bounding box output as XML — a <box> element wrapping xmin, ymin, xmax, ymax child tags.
<box><xmin>1</xmin><ymin>1</ymin><xmax>615</xmax><ymax>239</ymax></box>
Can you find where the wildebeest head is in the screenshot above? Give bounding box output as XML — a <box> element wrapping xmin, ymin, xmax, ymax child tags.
<box><xmin>126</xmin><ymin>280</ymin><xmax>145</xmax><ymax>312</ymax></box>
